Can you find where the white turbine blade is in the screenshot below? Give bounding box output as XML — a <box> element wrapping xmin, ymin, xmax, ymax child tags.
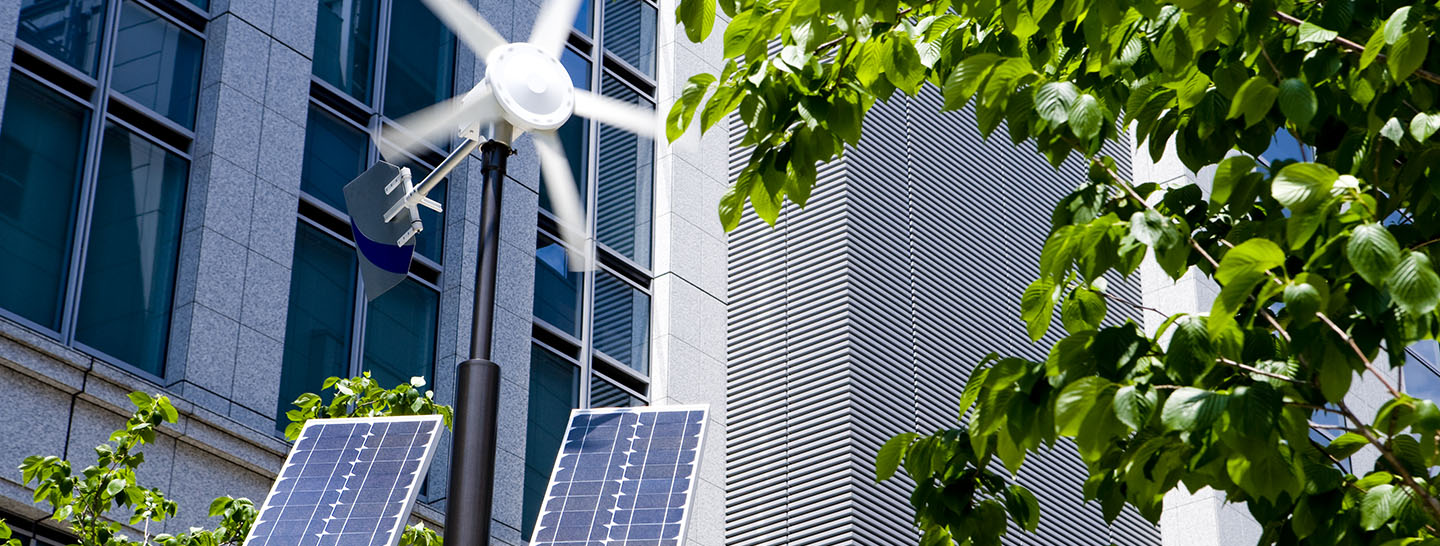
<box><xmin>379</xmin><ymin>89</ymin><xmax>501</xmax><ymax>161</ymax></box>
<box><xmin>532</xmin><ymin>131</ymin><xmax>589</xmax><ymax>269</ymax></box>
<box><xmin>572</xmin><ymin>90</ymin><xmax>658</xmax><ymax>139</ymax></box>
<box><xmin>528</xmin><ymin>0</ymin><xmax>584</xmax><ymax>57</ymax></box>
<box><xmin>420</xmin><ymin>0</ymin><xmax>508</xmax><ymax>59</ymax></box>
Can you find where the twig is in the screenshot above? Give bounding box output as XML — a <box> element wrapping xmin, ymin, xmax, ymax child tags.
<box><xmin>1100</xmin><ymin>291</ymin><xmax>1169</xmax><ymax>317</ymax></box>
<box><xmin>1264</xmin><ymin>7</ymin><xmax>1440</xmax><ymax>86</ymax></box>
<box><xmin>1307</xmin><ymin>422</ymin><xmax>1356</xmax><ymax>431</ymax></box>
<box><xmin>1218</xmin><ymin>357</ymin><xmax>1301</xmax><ymax>384</ymax></box>
<box><xmin>1336</xmin><ymin>400</ymin><xmax>1440</xmax><ymax>522</ymax></box>
<box><xmin>1316</xmin><ymin>312</ymin><xmax>1403</xmax><ymax>399</ymax></box>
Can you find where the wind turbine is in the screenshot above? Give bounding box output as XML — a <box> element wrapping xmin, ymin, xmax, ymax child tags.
<box><xmin>341</xmin><ymin>0</ymin><xmax>660</xmax><ymax>544</ymax></box>
<box><xmin>374</xmin><ymin>0</ymin><xmax>658</xmax><ymax>265</ymax></box>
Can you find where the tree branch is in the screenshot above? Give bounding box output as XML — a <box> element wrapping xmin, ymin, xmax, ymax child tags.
<box><xmin>1336</xmin><ymin>400</ymin><xmax>1440</xmax><ymax>522</ymax></box>
<box><xmin>1218</xmin><ymin>358</ymin><xmax>1302</xmax><ymax>384</ymax></box>
<box><xmin>1264</xmin><ymin>7</ymin><xmax>1440</xmax><ymax>86</ymax></box>
<box><xmin>1316</xmin><ymin>311</ymin><xmax>1403</xmax><ymax>399</ymax></box>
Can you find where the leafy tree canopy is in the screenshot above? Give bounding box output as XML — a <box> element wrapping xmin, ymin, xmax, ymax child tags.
<box><xmin>671</xmin><ymin>0</ymin><xmax>1440</xmax><ymax>543</ymax></box>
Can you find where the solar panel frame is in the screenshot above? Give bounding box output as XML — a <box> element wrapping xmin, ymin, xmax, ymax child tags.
<box><xmin>244</xmin><ymin>414</ymin><xmax>445</xmax><ymax>546</ymax></box>
<box><xmin>528</xmin><ymin>404</ymin><xmax>711</xmax><ymax>546</ymax></box>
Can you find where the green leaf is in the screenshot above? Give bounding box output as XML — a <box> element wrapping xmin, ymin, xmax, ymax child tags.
<box><xmin>1161</xmin><ymin>387</ymin><xmax>1228</xmax><ymax>432</ymax></box>
<box><xmin>1114</xmin><ymin>385</ymin><xmax>1156</xmax><ymax>429</ymax></box>
<box><xmin>1129</xmin><ymin>209</ymin><xmax>1168</xmax><ymax>246</ymax></box>
<box><xmin>1347</xmin><ymin>223</ymin><xmax>1402</xmax><ymax>287</ymax></box>
<box><xmin>666</xmin><ymin>74</ymin><xmax>715</xmax><ymax>141</ymax></box>
<box><xmin>1297</xmin><ymin>22</ymin><xmax>1338</xmax><ymax>44</ymax></box>
<box><xmin>1271</xmin><ymin>163</ymin><xmax>1338</xmax><ymax>210</ymax></box>
<box><xmin>1327</xmin><ymin>432</ymin><xmax>1369</xmax><ymax>459</ymax></box>
<box><xmin>676</xmin><ymin>0</ymin><xmax>716</xmax><ymax>42</ymax></box>
<box><xmin>1383</xmin><ymin>7</ymin><xmax>1411</xmax><ymax>45</ymax></box>
<box><xmin>943</xmin><ymin>54</ymin><xmax>1002</xmax><ymax>111</ymax></box>
<box><xmin>1319</xmin><ymin>354</ymin><xmax>1353</xmax><ymax>403</ymax></box>
<box><xmin>105</xmin><ymin>478</ymin><xmax>125</xmax><ymax>497</ymax></box>
<box><xmin>1389</xmin><ymin>29</ymin><xmax>1429</xmax><ymax>81</ymax></box>
<box><xmin>1410</xmin><ymin>113</ymin><xmax>1440</xmax><ymax>142</ymax></box>
<box><xmin>1215</xmin><ymin>238</ymin><xmax>1285</xmax><ymax>286</ymax></box>
<box><xmin>1061</xmin><ymin>288</ymin><xmax>1106</xmax><ymax>332</ymax></box>
<box><xmin>722</xmin><ymin>10</ymin><xmax>763</xmax><ymax>58</ymax></box>
<box><xmin>1210</xmin><ymin>156</ymin><xmax>1256</xmax><ymax>207</ymax></box>
<box><xmin>1360</xmin><ymin>26</ymin><xmax>1386</xmax><ymax>68</ymax></box>
<box><xmin>882</xmin><ymin>34</ymin><xmax>926</xmax><ymax>95</ymax></box>
<box><xmin>1166</xmin><ymin>315</ymin><xmax>1215</xmax><ymax>384</ymax></box>
<box><xmin>1283</xmin><ymin>280</ymin><xmax>1324</xmax><ymax>324</ymax></box>
<box><xmin>1068</xmin><ymin>94</ymin><xmax>1103</xmax><ymax>141</ymax></box>
<box><xmin>1381</xmin><ymin>116</ymin><xmax>1406</xmax><ymax>143</ymax></box>
<box><xmin>1055</xmin><ymin>376</ymin><xmax>1112</xmax><ymax>436</ymax></box>
<box><xmin>1362</xmin><ymin>484</ymin><xmax>1399</xmax><ymax>530</ymax></box>
<box><xmin>1387</xmin><ymin>251</ymin><xmax>1440</xmax><ymax>315</ymax></box>
<box><xmin>127</xmin><ymin>392</ymin><xmax>154</xmax><ymax>409</ymax></box>
<box><xmin>1277</xmin><ymin>79</ymin><xmax>1317</xmax><ymax>128</ymax></box>
<box><xmin>1021</xmin><ymin>278</ymin><xmax>1060</xmax><ymax>341</ymax></box>
<box><xmin>875</xmin><ymin>432</ymin><xmax>918</xmax><ymax>481</ymax></box>
<box><xmin>1228</xmin><ymin>77</ymin><xmax>1278</xmax><ymax>127</ymax></box>
<box><xmin>1035</xmin><ymin>82</ymin><xmax>1080</xmax><ymax>125</ymax></box>
<box><xmin>1003</xmin><ymin>485</ymin><xmax>1041</xmax><ymax>532</ymax></box>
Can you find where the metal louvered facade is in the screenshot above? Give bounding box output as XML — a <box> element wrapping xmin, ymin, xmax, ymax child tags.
<box><xmin>725</xmin><ymin>87</ymin><xmax>1163</xmax><ymax>545</ymax></box>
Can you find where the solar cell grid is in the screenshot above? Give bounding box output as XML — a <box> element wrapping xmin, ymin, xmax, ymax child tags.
<box><xmin>244</xmin><ymin>415</ymin><xmax>443</xmax><ymax>546</ymax></box>
<box><xmin>530</xmin><ymin>405</ymin><xmax>709</xmax><ymax>546</ymax></box>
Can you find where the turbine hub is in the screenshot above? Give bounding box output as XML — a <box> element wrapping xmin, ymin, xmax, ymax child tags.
<box><xmin>485</xmin><ymin>42</ymin><xmax>574</xmax><ymax>132</ymax></box>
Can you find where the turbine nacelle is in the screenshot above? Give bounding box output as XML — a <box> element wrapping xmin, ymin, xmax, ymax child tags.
<box><xmin>485</xmin><ymin>43</ymin><xmax>575</xmax><ymax>133</ymax></box>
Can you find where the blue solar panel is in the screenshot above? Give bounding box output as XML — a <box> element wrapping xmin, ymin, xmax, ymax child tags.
<box><xmin>529</xmin><ymin>405</ymin><xmax>710</xmax><ymax>546</ymax></box>
<box><xmin>244</xmin><ymin>415</ymin><xmax>443</xmax><ymax>546</ymax></box>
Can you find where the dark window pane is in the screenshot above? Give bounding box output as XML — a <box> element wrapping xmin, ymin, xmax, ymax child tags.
<box><xmin>276</xmin><ymin>224</ymin><xmax>357</xmax><ymax>430</ymax></box>
<box><xmin>539</xmin><ymin>50</ymin><xmax>590</xmax><ymax>219</ymax></box>
<box><xmin>595</xmin><ymin>75</ymin><xmax>653</xmax><ymax>266</ymax></box>
<box><xmin>18</xmin><ymin>0</ymin><xmax>107</xmax><ymax>75</ymax></box>
<box><xmin>361</xmin><ymin>277</ymin><xmax>438</xmax><ymax>389</ymax></box>
<box><xmin>523</xmin><ymin>344</ymin><xmax>578</xmax><ymax>539</ymax></box>
<box><xmin>383</xmin><ymin>0</ymin><xmax>454</xmax><ymax>120</ymax></box>
<box><xmin>185</xmin><ymin>0</ymin><xmax>207</xmax><ymax>10</ymax></box>
<box><xmin>301</xmin><ymin>106</ymin><xmax>368</xmax><ymax>211</ymax></box>
<box><xmin>111</xmin><ymin>2</ymin><xmax>204</xmax><ymax>128</ymax></box>
<box><xmin>313</xmin><ymin>0</ymin><xmax>378</xmax><ymax>102</ymax></box>
<box><xmin>590</xmin><ymin>373</ymin><xmax>641</xmax><ymax>408</ymax></box>
<box><xmin>592</xmin><ymin>270</ymin><xmax>648</xmax><ymax>374</ymax></box>
<box><xmin>0</xmin><ymin>75</ymin><xmax>88</xmax><ymax>330</ymax></box>
<box><xmin>533</xmin><ymin>235</ymin><xmax>582</xmax><ymax>336</ymax></box>
<box><xmin>74</xmin><ymin>124</ymin><xmax>187</xmax><ymax>375</ymax></box>
<box><xmin>601</xmin><ymin>0</ymin><xmax>656</xmax><ymax>77</ymax></box>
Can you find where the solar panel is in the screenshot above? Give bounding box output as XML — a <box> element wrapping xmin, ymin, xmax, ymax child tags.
<box><xmin>529</xmin><ymin>405</ymin><xmax>710</xmax><ymax>546</ymax></box>
<box><xmin>244</xmin><ymin>415</ymin><xmax>444</xmax><ymax>546</ymax></box>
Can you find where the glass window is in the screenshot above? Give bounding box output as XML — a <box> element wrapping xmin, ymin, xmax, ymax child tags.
<box><xmin>0</xmin><ymin>75</ymin><xmax>88</xmax><ymax>330</ymax></box>
<box><xmin>275</xmin><ymin>224</ymin><xmax>358</xmax><ymax>429</ymax></box>
<box><xmin>595</xmin><ymin>75</ymin><xmax>653</xmax><ymax>266</ymax></box>
<box><xmin>383</xmin><ymin>0</ymin><xmax>454</xmax><ymax>120</ymax></box>
<box><xmin>74</xmin><ymin>123</ymin><xmax>187</xmax><ymax>375</ymax></box>
<box><xmin>18</xmin><ymin>0</ymin><xmax>107</xmax><ymax>75</ymax></box>
<box><xmin>590</xmin><ymin>373</ymin><xmax>641</xmax><ymax>408</ymax></box>
<box><xmin>523</xmin><ymin>344</ymin><xmax>579</xmax><ymax>540</ymax></box>
<box><xmin>301</xmin><ymin>106</ymin><xmax>369</xmax><ymax>211</ymax></box>
<box><xmin>111</xmin><ymin>2</ymin><xmax>204</xmax><ymax>128</ymax></box>
<box><xmin>533</xmin><ymin>235</ymin><xmax>583</xmax><ymax>337</ymax></box>
<box><xmin>314</xmin><ymin>0</ymin><xmax>379</xmax><ymax>102</ymax></box>
<box><xmin>1407</xmin><ymin>341</ymin><xmax>1440</xmax><ymax>403</ymax></box>
<box><xmin>539</xmin><ymin>50</ymin><xmax>591</xmax><ymax>218</ymax></box>
<box><xmin>591</xmin><ymin>270</ymin><xmax>649</xmax><ymax>373</ymax></box>
<box><xmin>572</xmin><ymin>0</ymin><xmax>592</xmax><ymax>36</ymax></box>
<box><xmin>601</xmin><ymin>0</ymin><xmax>656</xmax><ymax>77</ymax></box>
<box><xmin>361</xmin><ymin>277</ymin><xmax>438</xmax><ymax>389</ymax></box>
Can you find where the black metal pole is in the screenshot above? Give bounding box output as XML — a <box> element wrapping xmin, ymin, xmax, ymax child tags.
<box><xmin>444</xmin><ymin>139</ymin><xmax>509</xmax><ymax>546</ymax></box>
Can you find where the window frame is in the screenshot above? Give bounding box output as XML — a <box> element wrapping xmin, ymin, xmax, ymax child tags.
<box><xmin>3</xmin><ymin>0</ymin><xmax>205</xmax><ymax>382</ymax></box>
<box><xmin>532</xmin><ymin>0</ymin><xmax>659</xmax><ymax>409</ymax></box>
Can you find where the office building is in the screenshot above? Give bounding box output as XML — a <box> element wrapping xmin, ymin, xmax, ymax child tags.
<box><xmin>0</xmin><ymin>0</ymin><xmax>727</xmax><ymax>545</ymax></box>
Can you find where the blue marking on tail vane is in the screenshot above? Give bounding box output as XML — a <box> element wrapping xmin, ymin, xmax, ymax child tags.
<box><xmin>351</xmin><ymin>219</ymin><xmax>413</xmax><ymax>275</ymax></box>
